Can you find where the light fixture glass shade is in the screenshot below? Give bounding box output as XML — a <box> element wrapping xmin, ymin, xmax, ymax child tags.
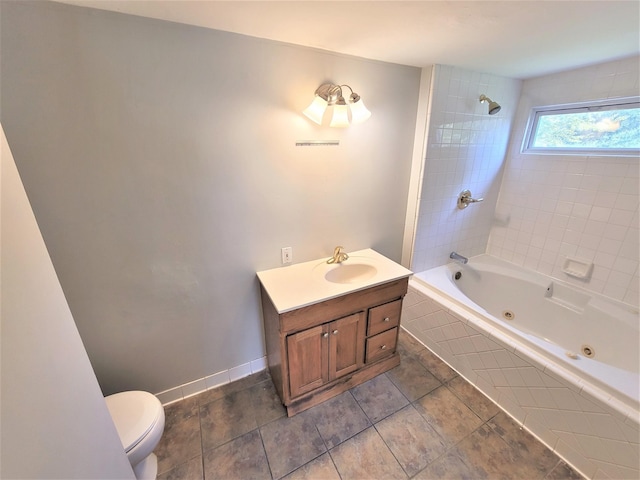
<box><xmin>349</xmin><ymin>98</ymin><xmax>371</xmax><ymax>124</ymax></box>
<box><xmin>303</xmin><ymin>95</ymin><xmax>328</xmax><ymax>125</ymax></box>
<box><xmin>330</xmin><ymin>104</ymin><xmax>350</xmax><ymax>128</ymax></box>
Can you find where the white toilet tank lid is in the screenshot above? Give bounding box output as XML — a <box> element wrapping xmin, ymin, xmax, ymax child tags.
<box><xmin>105</xmin><ymin>391</ymin><xmax>162</xmax><ymax>453</ymax></box>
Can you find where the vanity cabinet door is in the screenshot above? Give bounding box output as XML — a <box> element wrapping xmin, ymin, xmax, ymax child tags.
<box><xmin>328</xmin><ymin>312</ymin><xmax>366</xmax><ymax>380</ymax></box>
<box><xmin>287</xmin><ymin>325</ymin><xmax>329</xmax><ymax>398</ymax></box>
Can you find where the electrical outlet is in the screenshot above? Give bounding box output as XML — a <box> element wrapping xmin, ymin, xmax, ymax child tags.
<box><xmin>281</xmin><ymin>247</ymin><xmax>293</xmax><ymax>265</ymax></box>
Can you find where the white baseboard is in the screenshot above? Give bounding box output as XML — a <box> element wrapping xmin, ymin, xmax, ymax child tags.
<box><xmin>154</xmin><ymin>356</ymin><xmax>268</xmax><ymax>406</ymax></box>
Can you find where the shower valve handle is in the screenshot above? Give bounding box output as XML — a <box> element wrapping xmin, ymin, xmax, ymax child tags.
<box><xmin>457</xmin><ymin>189</ymin><xmax>484</xmax><ymax>209</ymax></box>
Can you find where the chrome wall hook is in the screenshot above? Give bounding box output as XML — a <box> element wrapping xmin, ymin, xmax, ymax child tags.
<box><xmin>457</xmin><ymin>190</ymin><xmax>484</xmax><ymax>209</ymax></box>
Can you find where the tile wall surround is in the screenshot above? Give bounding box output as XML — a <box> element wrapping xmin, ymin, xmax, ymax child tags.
<box><xmin>155</xmin><ymin>356</ymin><xmax>267</xmax><ymax>405</ymax></box>
<box><xmin>412</xmin><ymin>57</ymin><xmax>639</xmax><ymax>308</ymax></box>
<box><xmin>411</xmin><ymin>65</ymin><xmax>522</xmax><ymax>272</ymax></box>
<box><xmin>402</xmin><ymin>284</ymin><xmax>640</xmax><ymax>480</ymax></box>
<box><xmin>489</xmin><ymin>55</ymin><xmax>640</xmax><ymax>307</ymax></box>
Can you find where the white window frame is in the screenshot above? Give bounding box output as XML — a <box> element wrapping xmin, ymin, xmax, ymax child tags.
<box><xmin>522</xmin><ymin>96</ymin><xmax>640</xmax><ymax>157</ymax></box>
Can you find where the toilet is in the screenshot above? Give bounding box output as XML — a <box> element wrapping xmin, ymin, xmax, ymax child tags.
<box><xmin>105</xmin><ymin>391</ymin><xmax>165</xmax><ymax>480</ymax></box>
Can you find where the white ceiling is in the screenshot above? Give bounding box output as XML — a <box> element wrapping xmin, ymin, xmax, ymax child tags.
<box><xmin>55</xmin><ymin>1</ymin><xmax>639</xmax><ymax>79</ymax></box>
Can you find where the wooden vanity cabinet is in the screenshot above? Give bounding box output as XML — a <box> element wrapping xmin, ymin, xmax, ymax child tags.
<box><xmin>260</xmin><ymin>277</ymin><xmax>408</xmax><ymax>416</ymax></box>
<box><xmin>287</xmin><ymin>312</ymin><xmax>365</xmax><ymax>399</ymax></box>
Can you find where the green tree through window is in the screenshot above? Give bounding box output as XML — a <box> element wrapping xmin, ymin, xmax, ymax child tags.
<box><xmin>523</xmin><ymin>97</ymin><xmax>640</xmax><ymax>156</ymax></box>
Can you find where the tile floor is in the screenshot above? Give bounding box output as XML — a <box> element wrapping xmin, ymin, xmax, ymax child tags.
<box><xmin>155</xmin><ymin>329</ymin><xmax>583</xmax><ymax>479</ymax></box>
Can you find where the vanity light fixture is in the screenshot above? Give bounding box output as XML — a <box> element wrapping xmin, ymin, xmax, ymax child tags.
<box><xmin>303</xmin><ymin>83</ymin><xmax>371</xmax><ymax>127</ymax></box>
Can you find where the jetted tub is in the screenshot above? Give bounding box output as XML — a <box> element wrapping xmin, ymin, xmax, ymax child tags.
<box><xmin>417</xmin><ymin>255</ymin><xmax>639</xmax><ymax>408</ymax></box>
<box><xmin>403</xmin><ymin>254</ymin><xmax>640</xmax><ymax>479</ymax></box>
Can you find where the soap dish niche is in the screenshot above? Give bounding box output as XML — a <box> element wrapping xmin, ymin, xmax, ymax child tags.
<box><xmin>562</xmin><ymin>257</ymin><xmax>593</xmax><ymax>280</ymax></box>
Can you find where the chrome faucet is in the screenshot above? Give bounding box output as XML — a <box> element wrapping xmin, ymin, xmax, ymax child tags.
<box><xmin>327</xmin><ymin>246</ymin><xmax>349</xmax><ymax>264</ymax></box>
<box><xmin>450</xmin><ymin>252</ymin><xmax>468</xmax><ymax>264</ymax></box>
<box><xmin>457</xmin><ymin>190</ymin><xmax>484</xmax><ymax>209</ymax></box>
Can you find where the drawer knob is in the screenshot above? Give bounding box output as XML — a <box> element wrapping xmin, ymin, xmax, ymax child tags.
<box><xmin>383</xmin><ymin>317</ymin><xmax>390</xmax><ymax>322</ymax></box>
<box><xmin>323</xmin><ymin>332</ymin><xmax>329</xmax><ymax>338</ymax></box>
<box><xmin>332</xmin><ymin>330</ymin><xmax>339</xmax><ymax>335</ymax></box>
<box><xmin>380</xmin><ymin>345</ymin><xmax>387</xmax><ymax>350</ymax></box>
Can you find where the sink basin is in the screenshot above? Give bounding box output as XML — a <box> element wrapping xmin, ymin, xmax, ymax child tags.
<box><xmin>324</xmin><ymin>263</ymin><xmax>378</xmax><ymax>284</ymax></box>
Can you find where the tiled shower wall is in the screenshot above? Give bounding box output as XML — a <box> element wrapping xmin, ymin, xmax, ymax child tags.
<box><xmin>488</xmin><ymin>56</ymin><xmax>640</xmax><ymax>307</ymax></box>
<box><xmin>411</xmin><ymin>65</ymin><xmax>522</xmax><ymax>272</ymax></box>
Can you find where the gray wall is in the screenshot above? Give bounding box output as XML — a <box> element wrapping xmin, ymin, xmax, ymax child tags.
<box><xmin>0</xmin><ymin>1</ymin><xmax>420</xmax><ymax>394</ymax></box>
<box><xmin>1</xmin><ymin>125</ymin><xmax>134</xmax><ymax>479</ymax></box>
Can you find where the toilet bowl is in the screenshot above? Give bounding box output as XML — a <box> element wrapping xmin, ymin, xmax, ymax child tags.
<box><xmin>106</xmin><ymin>391</ymin><xmax>165</xmax><ymax>480</ymax></box>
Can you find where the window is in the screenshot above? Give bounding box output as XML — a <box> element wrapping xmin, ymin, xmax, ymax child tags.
<box><xmin>522</xmin><ymin>97</ymin><xmax>640</xmax><ymax>156</ymax></box>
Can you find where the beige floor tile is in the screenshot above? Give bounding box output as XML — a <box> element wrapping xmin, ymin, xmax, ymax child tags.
<box><xmin>387</xmin><ymin>352</ymin><xmax>442</xmax><ymax>401</ymax></box>
<box><xmin>488</xmin><ymin>412</ymin><xmax>565</xmax><ymax>478</ymax></box>
<box><xmin>375</xmin><ymin>404</ymin><xmax>447</xmax><ymax>476</ymax></box>
<box><xmin>199</xmin><ymin>388</ymin><xmax>258</xmax><ymax>451</ymax></box>
<box><xmin>545</xmin><ymin>461</ymin><xmax>584</xmax><ymax>479</ymax></box>
<box><xmin>163</xmin><ymin>396</ymin><xmax>199</xmax><ymax>431</ymax></box>
<box><xmin>447</xmin><ymin>375</ymin><xmax>500</xmax><ymax>421</ymax></box>
<box><xmin>195</xmin><ymin>370</ymin><xmax>270</xmax><ymax>406</ymax></box>
<box><xmin>154</xmin><ymin>363</ymin><xmax>577</xmax><ymax>480</ymax></box>
<box><xmin>413</xmin><ymin>450</ymin><xmax>487</xmax><ymax>480</ymax></box>
<box><xmin>351</xmin><ymin>374</ymin><xmax>409</xmax><ymax>422</ymax></box>
<box><xmin>397</xmin><ymin>329</ymin><xmax>426</xmax><ymax>355</ymax></box>
<box><xmin>155</xmin><ymin>413</ymin><xmax>202</xmax><ymax>475</ymax></box>
<box><xmin>413</xmin><ymin>385</ymin><xmax>483</xmax><ymax>446</ymax></box>
<box><xmin>203</xmin><ymin>430</ymin><xmax>270</xmax><ymax>480</ymax></box>
<box><xmin>304</xmin><ymin>391</ymin><xmax>370</xmax><ymax>449</ymax></box>
<box><xmin>415</xmin><ymin>347</ymin><xmax>458</xmax><ymax>383</ymax></box>
<box><xmin>330</xmin><ymin>427</ymin><xmax>407</xmax><ymax>479</ymax></box>
<box><xmin>248</xmin><ymin>379</ymin><xmax>287</xmax><ymax>427</ymax></box>
<box><xmin>454</xmin><ymin>424</ymin><xmax>526</xmax><ymax>480</ymax></box>
<box><xmin>260</xmin><ymin>412</ymin><xmax>327</xmax><ymax>479</ymax></box>
<box><xmin>281</xmin><ymin>453</ymin><xmax>340</xmax><ymax>480</ymax></box>
<box><xmin>157</xmin><ymin>456</ymin><xmax>203</xmax><ymax>480</ymax></box>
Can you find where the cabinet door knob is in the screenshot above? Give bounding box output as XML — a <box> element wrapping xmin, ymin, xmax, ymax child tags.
<box><xmin>380</xmin><ymin>345</ymin><xmax>387</xmax><ymax>350</ymax></box>
<box><xmin>322</xmin><ymin>332</ymin><xmax>329</xmax><ymax>338</ymax></box>
<box><xmin>383</xmin><ymin>317</ymin><xmax>390</xmax><ymax>322</ymax></box>
<box><xmin>332</xmin><ymin>330</ymin><xmax>339</xmax><ymax>335</ymax></box>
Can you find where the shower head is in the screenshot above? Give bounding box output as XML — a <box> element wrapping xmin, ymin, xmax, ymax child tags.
<box><xmin>479</xmin><ymin>94</ymin><xmax>501</xmax><ymax>115</ymax></box>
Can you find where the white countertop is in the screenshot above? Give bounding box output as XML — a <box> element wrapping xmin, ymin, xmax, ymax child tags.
<box><xmin>257</xmin><ymin>248</ymin><xmax>413</xmax><ymax>313</ymax></box>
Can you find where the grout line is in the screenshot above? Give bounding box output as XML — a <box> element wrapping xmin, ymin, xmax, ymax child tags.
<box><xmin>371</xmin><ymin>418</ymin><xmax>411</xmax><ymax>478</ymax></box>
<box><xmin>347</xmin><ymin>389</ymin><xmax>373</xmax><ymax>432</ymax></box>
<box><xmin>326</xmin><ymin>447</ymin><xmax>342</xmax><ymax>480</ymax></box>
<box><xmin>200</xmin><ymin>453</ymin><xmax>205</xmax><ymax>480</ymax></box>
<box><xmin>197</xmin><ymin>398</ymin><xmax>205</xmax><ymax>479</ymax></box>
<box><xmin>256</xmin><ymin>426</ymin><xmax>275</xmax><ymax>480</ymax></box>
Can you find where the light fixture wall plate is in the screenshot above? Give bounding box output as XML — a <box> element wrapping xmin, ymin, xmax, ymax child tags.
<box><xmin>303</xmin><ymin>83</ymin><xmax>371</xmax><ymax>127</ymax></box>
<box><xmin>295</xmin><ymin>140</ymin><xmax>340</xmax><ymax>147</ymax></box>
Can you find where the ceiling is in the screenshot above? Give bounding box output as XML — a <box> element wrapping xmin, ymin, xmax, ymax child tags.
<box><xmin>54</xmin><ymin>1</ymin><xmax>639</xmax><ymax>79</ymax></box>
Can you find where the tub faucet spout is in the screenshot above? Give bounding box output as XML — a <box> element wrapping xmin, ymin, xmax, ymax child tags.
<box><xmin>450</xmin><ymin>252</ymin><xmax>468</xmax><ymax>264</ymax></box>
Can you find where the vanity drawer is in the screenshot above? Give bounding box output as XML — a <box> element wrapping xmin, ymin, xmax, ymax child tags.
<box><xmin>367</xmin><ymin>299</ymin><xmax>402</xmax><ymax>336</ymax></box>
<box><xmin>365</xmin><ymin>327</ymin><xmax>398</xmax><ymax>363</ymax></box>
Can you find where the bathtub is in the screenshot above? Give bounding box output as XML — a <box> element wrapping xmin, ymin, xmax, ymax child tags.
<box><xmin>402</xmin><ymin>254</ymin><xmax>640</xmax><ymax>479</ymax></box>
